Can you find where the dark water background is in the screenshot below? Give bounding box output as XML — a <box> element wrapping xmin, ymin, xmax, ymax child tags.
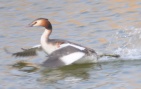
<box><xmin>1</xmin><ymin>0</ymin><xmax>141</xmax><ymax>89</ymax></box>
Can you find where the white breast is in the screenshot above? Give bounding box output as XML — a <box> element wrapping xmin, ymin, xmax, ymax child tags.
<box><xmin>41</xmin><ymin>42</ymin><xmax>57</xmax><ymax>54</ymax></box>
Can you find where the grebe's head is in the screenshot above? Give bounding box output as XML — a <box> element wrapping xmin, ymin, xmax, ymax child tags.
<box><xmin>28</xmin><ymin>18</ymin><xmax>52</xmax><ymax>30</ymax></box>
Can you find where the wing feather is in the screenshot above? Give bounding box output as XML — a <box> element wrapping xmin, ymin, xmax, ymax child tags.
<box><xmin>5</xmin><ymin>45</ymin><xmax>44</xmax><ymax>57</ymax></box>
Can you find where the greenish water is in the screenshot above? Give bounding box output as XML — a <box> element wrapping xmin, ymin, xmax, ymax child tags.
<box><xmin>1</xmin><ymin>0</ymin><xmax>141</xmax><ymax>89</ymax></box>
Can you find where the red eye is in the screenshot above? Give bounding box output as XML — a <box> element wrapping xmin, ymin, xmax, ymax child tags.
<box><xmin>34</xmin><ymin>22</ymin><xmax>37</xmax><ymax>24</ymax></box>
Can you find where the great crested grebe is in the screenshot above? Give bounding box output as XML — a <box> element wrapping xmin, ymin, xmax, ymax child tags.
<box><xmin>11</xmin><ymin>18</ymin><xmax>98</xmax><ymax>68</ymax></box>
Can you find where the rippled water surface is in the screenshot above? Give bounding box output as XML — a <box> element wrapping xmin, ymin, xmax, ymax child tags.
<box><xmin>1</xmin><ymin>0</ymin><xmax>141</xmax><ymax>89</ymax></box>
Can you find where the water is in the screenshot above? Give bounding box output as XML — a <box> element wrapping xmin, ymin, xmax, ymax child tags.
<box><xmin>1</xmin><ymin>0</ymin><xmax>141</xmax><ymax>89</ymax></box>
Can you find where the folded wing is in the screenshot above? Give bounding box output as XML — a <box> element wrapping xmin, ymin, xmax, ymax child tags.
<box><xmin>42</xmin><ymin>43</ymin><xmax>86</xmax><ymax>68</ymax></box>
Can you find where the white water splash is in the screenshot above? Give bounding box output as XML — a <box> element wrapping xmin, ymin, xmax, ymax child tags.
<box><xmin>99</xmin><ymin>26</ymin><xmax>141</xmax><ymax>62</ymax></box>
<box><xmin>114</xmin><ymin>48</ymin><xmax>141</xmax><ymax>60</ymax></box>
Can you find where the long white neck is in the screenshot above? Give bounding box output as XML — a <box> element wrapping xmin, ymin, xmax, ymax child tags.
<box><xmin>41</xmin><ymin>29</ymin><xmax>52</xmax><ymax>42</ymax></box>
<box><xmin>41</xmin><ymin>29</ymin><xmax>54</xmax><ymax>54</ymax></box>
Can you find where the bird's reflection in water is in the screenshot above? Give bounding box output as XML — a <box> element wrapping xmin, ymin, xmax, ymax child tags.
<box><xmin>38</xmin><ymin>63</ymin><xmax>101</xmax><ymax>84</ymax></box>
<box><xmin>11</xmin><ymin>61</ymin><xmax>39</xmax><ymax>73</ymax></box>
<box><xmin>11</xmin><ymin>61</ymin><xmax>101</xmax><ymax>84</ymax></box>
